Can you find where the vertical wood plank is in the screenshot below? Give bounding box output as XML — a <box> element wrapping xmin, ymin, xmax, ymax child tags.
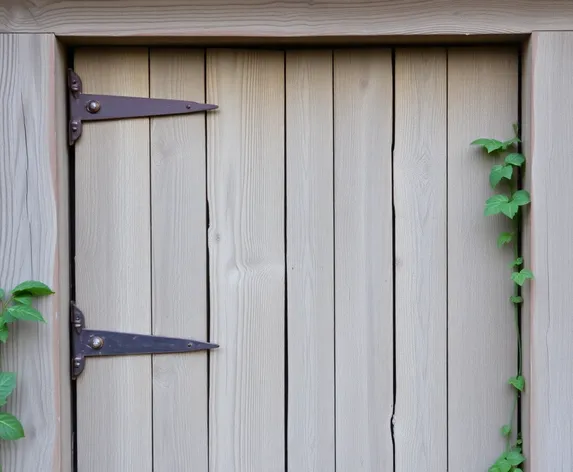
<box><xmin>285</xmin><ymin>50</ymin><xmax>335</xmax><ymax>472</ymax></box>
<box><xmin>0</xmin><ymin>33</ymin><xmax>70</xmax><ymax>472</ymax></box>
<box><xmin>207</xmin><ymin>49</ymin><xmax>285</xmax><ymax>472</ymax></box>
<box><xmin>150</xmin><ymin>48</ymin><xmax>208</xmax><ymax>472</ymax></box>
<box><xmin>528</xmin><ymin>32</ymin><xmax>573</xmax><ymax>470</ymax></box>
<box><xmin>448</xmin><ymin>47</ymin><xmax>518</xmax><ymax>470</ymax></box>
<box><xmin>333</xmin><ymin>49</ymin><xmax>394</xmax><ymax>472</ymax></box>
<box><xmin>74</xmin><ymin>47</ymin><xmax>152</xmax><ymax>472</ymax></box>
<box><xmin>394</xmin><ymin>48</ymin><xmax>447</xmax><ymax>471</ymax></box>
<box><xmin>520</xmin><ymin>37</ymin><xmax>532</xmax><ymax>465</ymax></box>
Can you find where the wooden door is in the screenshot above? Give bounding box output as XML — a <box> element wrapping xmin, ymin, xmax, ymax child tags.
<box><xmin>72</xmin><ymin>46</ymin><xmax>518</xmax><ymax>472</ymax></box>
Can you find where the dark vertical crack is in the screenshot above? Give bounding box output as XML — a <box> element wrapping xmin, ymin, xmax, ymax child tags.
<box><xmin>516</xmin><ymin>45</ymin><xmax>523</xmax><ymax>443</ymax></box>
<box><xmin>204</xmin><ymin>47</ymin><xmax>212</xmax><ymax>472</ymax></box>
<box><xmin>390</xmin><ymin>47</ymin><xmax>397</xmax><ymax>472</ymax></box>
<box><xmin>67</xmin><ymin>46</ymin><xmax>79</xmax><ymax>472</ymax></box>
<box><xmin>20</xmin><ymin>93</ymin><xmax>33</xmax><ymax>271</ymax></box>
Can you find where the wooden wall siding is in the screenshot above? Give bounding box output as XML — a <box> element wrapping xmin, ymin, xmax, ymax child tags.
<box><xmin>448</xmin><ymin>48</ymin><xmax>518</xmax><ymax>469</ymax></box>
<box><xmin>74</xmin><ymin>48</ymin><xmax>153</xmax><ymax>471</ymax></box>
<box><xmin>71</xmin><ymin>46</ymin><xmax>520</xmax><ymax>471</ymax></box>
<box><xmin>528</xmin><ymin>32</ymin><xmax>573</xmax><ymax>470</ymax></box>
<box><xmin>286</xmin><ymin>50</ymin><xmax>335</xmax><ymax>472</ymax></box>
<box><xmin>3</xmin><ymin>1</ymin><xmax>573</xmax><ymax>35</ymax></box>
<box><xmin>333</xmin><ymin>49</ymin><xmax>394</xmax><ymax>472</ymax></box>
<box><xmin>394</xmin><ymin>48</ymin><xmax>447</xmax><ymax>471</ymax></box>
<box><xmin>0</xmin><ymin>33</ymin><xmax>69</xmax><ymax>472</ymax></box>
<box><xmin>150</xmin><ymin>49</ymin><xmax>208</xmax><ymax>472</ymax></box>
<box><xmin>206</xmin><ymin>50</ymin><xmax>286</xmax><ymax>472</ymax></box>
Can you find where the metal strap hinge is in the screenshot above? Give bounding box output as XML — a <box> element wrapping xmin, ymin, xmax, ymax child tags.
<box><xmin>67</xmin><ymin>69</ymin><xmax>218</xmax><ymax>146</ymax></box>
<box><xmin>70</xmin><ymin>302</ymin><xmax>218</xmax><ymax>379</ymax></box>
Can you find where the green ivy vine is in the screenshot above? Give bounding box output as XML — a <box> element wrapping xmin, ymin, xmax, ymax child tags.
<box><xmin>0</xmin><ymin>281</ymin><xmax>53</xmax><ymax>450</ymax></box>
<box><xmin>471</xmin><ymin>125</ymin><xmax>532</xmax><ymax>472</ymax></box>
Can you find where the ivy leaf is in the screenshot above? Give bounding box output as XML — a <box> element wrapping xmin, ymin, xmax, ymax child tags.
<box><xmin>494</xmin><ymin>460</ymin><xmax>512</xmax><ymax>472</ymax></box>
<box><xmin>0</xmin><ymin>373</ymin><xmax>16</xmax><ymax>404</ymax></box>
<box><xmin>509</xmin><ymin>375</ymin><xmax>525</xmax><ymax>392</ymax></box>
<box><xmin>510</xmin><ymin>257</ymin><xmax>524</xmax><ymax>268</ymax></box>
<box><xmin>514</xmin><ymin>469</ymin><xmax>523</xmax><ymax>472</ymax></box>
<box><xmin>485</xmin><ymin>195</ymin><xmax>509</xmax><ymax>216</ymax></box>
<box><xmin>512</xmin><ymin>190</ymin><xmax>531</xmax><ymax>207</ymax></box>
<box><xmin>0</xmin><ymin>326</ymin><xmax>9</xmax><ymax>343</ymax></box>
<box><xmin>510</xmin><ymin>296</ymin><xmax>524</xmax><ymax>304</ymax></box>
<box><xmin>490</xmin><ymin>165</ymin><xmax>513</xmax><ymax>188</ymax></box>
<box><xmin>0</xmin><ymin>413</ymin><xmax>24</xmax><ymax>440</ymax></box>
<box><xmin>0</xmin><ymin>288</ymin><xmax>4</xmax><ymax>300</ymax></box>
<box><xmin>512</xmin><ymin>269</ymin><xmax>534</xmax><ymax>286</ymax></box>
<box><xmin>13</xmin><ymin>295</ymin><xmax>32</xmax><ymax>306</ymax></box>
<box><xmin>497</xmin><ymin>232</ymin><xmax>513</xmax><ymax>247</ymax></box>
<box><xmin>502</xmin><ymin>136</ymin><xmax>520</xmax><ymax>149</ymax></box>
<box><xmin>11</xmin><ymin>281</ymin><xmax>54</xmax><ymax>297</ymax></box>
<box><xmin>505</xmin><ymin>153</ymin><xmax>525</xmax><ymax>167</ymax></box>
<box><xmin>6</xmin><ymin>305</ymin><xmax>46</xmax><ymax>323</ymax></box>
<box><xmin>506</xmin><ymin>451</ymin><xmax>525</xmax><ymax>466</ymax></box>
<box><xmin>502</xmin><ymin>200</ymin><xmax>519</xmax><ymax>219</ymax></box>
<box><xmin>471</xmin><ymin>138</ymin><xmax>505</xmax><ymax>153</ymax></box>
<box><xmin>500</xmin><ymin>424</ymin><xmax>512</xmax><ymax>437</ymax></box>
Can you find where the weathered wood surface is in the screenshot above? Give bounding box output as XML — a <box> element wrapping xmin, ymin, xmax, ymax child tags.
<box><xmin>333</xmin><ymin>49</ymin><xmax>394</xmax><ymax>472</ymax></box>
<box><xmin>528</xmin><ymin>31</ymin><xmax>573</xmax><ymax>471</ymax></box>
<box><xmin>285</xmin><ymin>50</ymin><xmax>335</xmax><ymax>472</ymax></box>
<box><xmin>206</xmin><ymin>49</ymin><xmax>285</xmax><ymax>472</ymax></box>
<box><xmin>394</xmin><ymin>48</ymin><xmax>447</xmax><ymax>471</ymax></box>
<box><xmin>74</xmin><ymin>47</ymin><xmax>153</xmax><ymax>472</ymax></box>
<box><xmin>149</xmin><ymin>48</ymin><xmax>208</xmax><ymax>472</ymax></box>
<box><xmin>0</xmin><ymin>33</ymin><xmax>69</xmax><ymax>472</ymax></box>
<box><xmin>447</xmin><ymin>47</ymin><xmax>518</xmax><ymax>470</ymax></box>
<box><xmin>2</xmin><ymin>0</ymin><xmax>573</xmax><ymax>35</ymax></box>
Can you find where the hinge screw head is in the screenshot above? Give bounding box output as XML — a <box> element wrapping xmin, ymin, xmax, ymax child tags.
<box><xmin>86</xmin><ymin>100</ymin><xmax>101</xmax><ymax>114</ymax></box>
<box><xmin>89</xmin><ymin>336</ymin><xmax>104</xmax><ymax>350</ymax></box>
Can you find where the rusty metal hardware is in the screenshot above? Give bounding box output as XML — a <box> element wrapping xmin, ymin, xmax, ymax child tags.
<box><xmin>70</xmin><ymin>302</ymin><xmax>218</xmax><ymax>379</ymax></box>
<box><xmin>67</xmin><ymin>69</ymin><xmax>218</xmax><ymax>146</ymax></box>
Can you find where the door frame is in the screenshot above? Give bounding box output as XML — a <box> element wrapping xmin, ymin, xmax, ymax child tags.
<box><xmin>1</xmin><ymin>3</ymin><xmax>570</xmax><ymax>471</ymax></box>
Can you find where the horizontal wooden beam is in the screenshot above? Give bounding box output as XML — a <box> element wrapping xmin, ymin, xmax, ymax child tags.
<box><xmin>1</xmin><ymin>0</ymin><xmax>572</xmax><ymax>37</ymax></box>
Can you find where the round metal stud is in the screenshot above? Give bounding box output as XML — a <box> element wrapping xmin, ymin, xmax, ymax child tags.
<box><xmin>89</xmin><ymin>336</ymin><xmax>104</xmax><ymax>350</ymax></box>
<box><xmin>86</xmin><ymin>100</ymin><xmax>101</xmax><ymax>114</ymax></box>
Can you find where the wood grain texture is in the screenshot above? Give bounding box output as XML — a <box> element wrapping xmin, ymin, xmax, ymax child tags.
<box><xmin>394</xmin><ymin>48</ymin><xmax>447</xmax><ymax>471</ymax></box>
<box><xmin>447</xmin><ymin>47</ymin><xmax>518</xmax><ymax>470</ymax></box>
<box><xmin>285</xmin><ymin>50</ymin><xmax>334</xmax><ymax>472</ymax></box>
<box><xmin>528</xmin><ymin>32</ymin><xmax>573</xmax><ymax>471</ymax></box>
<box><xmin>333</xmin><ymin>49</ymin><xmax>394</xmax><ymax>472</ymax></box>
<box><xmin>0</xmin><ymin>33</ymin><xmax>69</xmax><ymax>472</ymax></box>
<box><xmin>74</xmin><ymin>47</ymin><xmax>152</xmax><ymax>472</ymax></box>
<box><xmin>206</xmin><ymin>49</ymin><xmax>285</xmax><ymax>472</ymax></box>
<box><xmin>150</xmin><ymin>48</ymin><xmax>208</xmax><ymax>472</ymax></box>
<box><xmin>2</xmin><ymin>0</ymin><xmax>573</xmax><ymax>35</ymax></box>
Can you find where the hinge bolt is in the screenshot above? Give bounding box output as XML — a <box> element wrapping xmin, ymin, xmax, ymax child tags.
<box><xmin>89</xmin><ymin>336</ymin><xmax>104</xmax><ymax>350</ymax></box>
<box><xmin>70</xmin><ymin>120</ymin><xmax>79</xmax><ymax>132</ymax></box>
<box><xmin>86</xmin><ymin>100</ymin><xmax>101</xmax><ymax>114</ymax></box>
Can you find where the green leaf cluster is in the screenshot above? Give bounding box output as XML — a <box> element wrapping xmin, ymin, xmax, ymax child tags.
<box><xmin>0</xmin><ymin>281</ymin><xmax>53</xmax><ymax>445</ymax></box>
<box><xmin>472</xmin><ymin>126</ymin><xmax>533</xmax><ymax>471</ymax></box>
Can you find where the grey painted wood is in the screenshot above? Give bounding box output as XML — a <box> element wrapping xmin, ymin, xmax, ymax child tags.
<box><xmin>394</xmin><ymin>48</ymin><xmax>447</xmax><ymax>471</ymax></box>
<box><xmin>528</xmin><ymin>31</ymin><xmax>573</xmax><ymax>471</ymax></box>
<box><xmin>207</xmin><ymin>49</ymin><xmax>285</xmax><ymax>472</ymax></box>
<box><xmin>0</xmin><ymin>33</ymin><xmax>70</xmax><ymax>472</ymax></box>
<box><xmin>74</xmin><ymin>47</ymin><xmax>153</xmax><ymax>472</ymax></box>
<box><xmin>286</xmin><ymin>50</ymin><xmax>335</xmax><ymax>472</ymax></box>
<box><xmin>333</xmin><ymin>49</ymin><xmax>394</xmax><ymax>472</ymax></box>
<box><xmin>150</xmin><ymin>48</ymin><xmax>209</xmax><ymax>472</ymax></box>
